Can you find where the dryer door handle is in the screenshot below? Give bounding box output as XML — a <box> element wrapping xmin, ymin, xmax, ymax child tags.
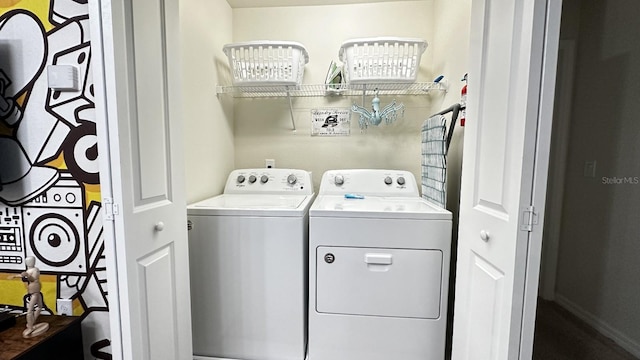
<box><xmin>364</xmin><ymin>253</ymin><xmax>393</xmax><ymax>265</ymax></box>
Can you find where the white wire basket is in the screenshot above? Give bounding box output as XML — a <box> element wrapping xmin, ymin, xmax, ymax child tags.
<box><xmin>223</xmin><ymin>41</ymin><xmax>309</xmax><ymax>87</ymax></box>
<box><xmin>339</xmin><ymin>37</ymin><xmax>428</xmax><ymax>84</ymax></box>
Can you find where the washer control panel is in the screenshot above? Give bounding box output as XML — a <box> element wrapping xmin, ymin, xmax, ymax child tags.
<box><xmin>319</xmin><ymin>169</ymin><xmax>419</xmax><ymax>197</ymax></box>
<box><xmin>224</xmin><ymin>168</ymin><xmax>313</xmax><ymax>195</ymax></box>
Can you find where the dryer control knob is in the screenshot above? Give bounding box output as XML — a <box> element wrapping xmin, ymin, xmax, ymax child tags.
<box><xmin>261</xmin><ymin>175</ymin><xmax>269</xmax><ymax>184</ymax></box>
<box><xmin>249</xmin><ymin>175</ymin><xmax>257</xmax><ymax>183</ymax></box>
<box><xmin>237</xmin><ymin>175</ymin><xmax>246</xmax><ymax>184</ymax></box>
<box><xmin>384</xmin><ymin>176</ymin><xmax>393</xmax><ymax>185</ymax></box>
<box><xmin>397</xmin><ymin>176</ymin><xmax>406</xmax><ymax>186</ymax></box>
<box><xmin>334</xmin><ymin>175</ymin><xmax>344</xmax><ymax>186</ymax></box>
<box><xmin>287</xmin><ymin>174</ymin><xmax>298</xmax><ymax>185</ymax></box>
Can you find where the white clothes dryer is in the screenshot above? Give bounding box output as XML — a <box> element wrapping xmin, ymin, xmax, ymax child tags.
<box><xmin>187</xmin><ymin>168</ymin><xmax>314</xmax><ymax>360</ymax></box>
<box><xmin>308</xmin><ymin>169</ymin><xmax>452</xmax><ymax>360</ymax></box>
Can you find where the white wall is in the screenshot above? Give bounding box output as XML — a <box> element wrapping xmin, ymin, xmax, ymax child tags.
<box><xmin>181</xmin><ymin>0</ymin><xmax>235</xmax><ymax>203</ymax></box>
<box><xmin>554</xmin><ymin>0</ymin><xmax>640</xmax><ymax>354</ymax></box>
<box><xmin>230</xmin><ymin>1</ymin><xmax>444</xmax><ymax>188</ymax></box>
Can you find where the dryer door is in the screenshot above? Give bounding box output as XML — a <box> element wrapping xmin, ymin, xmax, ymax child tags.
<box><xmin>316</xmin><ymin>246</ymin><xmax>443</xmax><ymax>319</ymax></box>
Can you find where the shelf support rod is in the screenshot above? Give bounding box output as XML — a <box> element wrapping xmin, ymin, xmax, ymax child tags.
<box><xmin>286</xmin><ymin>86</ymin><xmax>296</xmax><ymax>131</ymax></box>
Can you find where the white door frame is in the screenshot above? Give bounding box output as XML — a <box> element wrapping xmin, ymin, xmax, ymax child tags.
<box><xmin>518</xmin><ymin>1</ymin><xmax>563</xmax><ymax>358</ymax></box>
<box><xmin>88</xmin><ymin>1</ymin><xmax>124</xmax><ymax>357</ymax></box>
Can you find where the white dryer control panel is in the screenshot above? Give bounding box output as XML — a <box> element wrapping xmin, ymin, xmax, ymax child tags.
<box><xmin>318</xmin><ymin>169</ymin><xmax>419</xmax><ymax>197</ymax></box>
<box><xmin>224</xmin><ymin>168</ymin><xmax>313</xmax><ymax>195</ymax></box>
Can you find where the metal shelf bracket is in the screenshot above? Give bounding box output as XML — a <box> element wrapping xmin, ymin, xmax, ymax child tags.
<box><xmin>285</xmin><ymin>86</ymin><xmax>296</xmax><ymax>132</ymax></box>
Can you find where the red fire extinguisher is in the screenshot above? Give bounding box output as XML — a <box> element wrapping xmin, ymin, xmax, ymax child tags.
<box><xmin>460</xmin><ymin>73</ymin><xmax>467</xmax><ymax>127</ymax></box>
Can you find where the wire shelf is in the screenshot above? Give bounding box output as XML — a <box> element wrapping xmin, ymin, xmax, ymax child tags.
<box><xmin>216</xmin><ymin>82</ymin><xmax>447</xmax><ymax>98</ymax></box>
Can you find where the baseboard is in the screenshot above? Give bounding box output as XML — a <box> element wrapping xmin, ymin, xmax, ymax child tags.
<box><xmin>555</xmin><ymin>294</ymin><xmax>640</xmax><ymax>358</ymax></box>
<box><xmin>193</xmin><ymin>356</ymin><xmax>309</xmax><ymax>360</ymax></box>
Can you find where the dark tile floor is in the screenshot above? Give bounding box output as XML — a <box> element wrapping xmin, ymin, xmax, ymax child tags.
<box><xmin>533</xmin><ymin>299</ymin><xmax>638</xmax><ymax>360</ymax></box>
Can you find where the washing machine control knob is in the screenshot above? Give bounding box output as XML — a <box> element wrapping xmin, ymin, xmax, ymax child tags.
<box><xmin>384</xmin><ymin>176</ymin><xmax>393</xmax><ymax>185</ymax></box>
<box><xmin>397</xmin><ymin>176</ymin><xmax>406</xmax><ymax>186</ymax></box>
<box><xmin>249</xmin><ymin>175</ymin><xmax>257</xmax><ymax>183</ymax></box>
<box><xmin>334</xmin><ymin>175</ymin><xmax>344</xmax><ymax>186</ymax></box>
<box><xmin>237</xmin><ymin>175</ymin><xmax>246</xmax><ymax>184</ymax></box>
<box><xmin>287</xmin><ymin>174</ymin><xmax>298</xmax><ymax>185</ymax></box>
<box><xmin>261</xmin><ymin>175</ymin><xmax>269</xmax><ymax>184</ymax></box>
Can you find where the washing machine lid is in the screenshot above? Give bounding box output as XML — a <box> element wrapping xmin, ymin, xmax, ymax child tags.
<box><xmin>310</xmin><ymin>195</ymin><xmax>451</xmax><ymax>220</ymax></box>
<box><xmin>187</xmin><ymin>194</ymin><xmax>314</xmax><ymax>217</ymax></box>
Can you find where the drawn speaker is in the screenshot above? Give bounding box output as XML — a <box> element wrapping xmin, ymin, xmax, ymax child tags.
<box><xmin>23</xmin><ymin>207</ymin><xmax>88</xmax><ymax>274</ymax></box>
<box><xmin>0</xmin><ymin>205</ymin><xmax>26</xmax><ymax>270</ymax></box>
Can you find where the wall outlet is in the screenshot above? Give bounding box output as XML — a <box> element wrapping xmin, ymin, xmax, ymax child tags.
<box><xmin>57</xmin><ymin>298</ymin><xmax>73</xmax><ymax>316</ymax></box>
<box><xmin>265</xmin><ymin>159</ymin><xmax>275</xmax><ymax>168</ymax></box>
<box><xmin>584</xmin><ymin>160</ymin><xmax>597</xmax><ymax>178</ymax></box>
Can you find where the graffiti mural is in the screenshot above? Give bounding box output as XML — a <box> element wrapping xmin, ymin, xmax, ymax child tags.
<box><xmin>0</xmin><ymin>0</ymin><xmax>110</xmax><ymax>358</ymax></box>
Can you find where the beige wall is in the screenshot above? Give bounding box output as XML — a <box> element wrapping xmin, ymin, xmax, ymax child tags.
<box><xmin>181</xmin><ymin>0</ymin><xmax>235</xmax><ymax>203</ymax></box>
<box><xmin>231</xmin><ymin>1</ymin><xmax>443</xmax><ymax>189</ymax></box>
<box><xmin>554</xmin><ymin>0</ymin><xmax>640</xmax><ymax>354</ymax></box>
<box><xmin>431</xmin><ymin>0</ymin><xmax>471</xmax><ymax>232</ymax></box>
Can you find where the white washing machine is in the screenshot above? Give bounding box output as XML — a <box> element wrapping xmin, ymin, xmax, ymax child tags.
<box><xmin>187</xmin><ymin>168</ymin><xmax>314</xmax><ymax>360</ymax></box>
<box><xmin>308</xmin><ymin>169</ymin><xmax>452</xmax><ymax>360</ymax></box>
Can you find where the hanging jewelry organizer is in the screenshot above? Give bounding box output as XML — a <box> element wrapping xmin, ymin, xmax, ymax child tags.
<box><xmin>351</xmin><ymin>87</ymin><xmax>405</xmax><ymax>129</ymax></box>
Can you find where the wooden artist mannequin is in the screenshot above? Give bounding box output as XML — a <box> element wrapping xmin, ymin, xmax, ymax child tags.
<box><xmin>7</xmin><ymin>256</ymin><xmax>50</xmax><ymax>337</ymax></box>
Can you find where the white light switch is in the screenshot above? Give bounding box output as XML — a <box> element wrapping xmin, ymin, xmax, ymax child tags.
<box><xmin>47</xmin><ymin>65</ymin><xmax>79</xmax><ymax>91</ymax></box>
<box><xmin>584</xmin><ymin>160</ymin><xmax>597</xmax><ymax>178</ymax></box>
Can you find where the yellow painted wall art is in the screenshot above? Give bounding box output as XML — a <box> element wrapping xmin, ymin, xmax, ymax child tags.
<box><xmin>0</xmin><ymin>0</ymin><xmax>110</xmax><ymax>357</ymax></box>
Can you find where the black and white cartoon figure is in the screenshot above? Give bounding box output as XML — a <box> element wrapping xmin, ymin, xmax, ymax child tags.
<box><xmin>0</xmin><ymin>3</ymin><xmax>98</xmax><ymax>206</ymax></box>
<box><xmin>0</xmin><ymin>10</ymin><xmax>57</xmax><ymax>206</ymax></box>
<box><xmin>46</xmin><ymin>0</ymin><xmax>99</xmax><ymax>185</ymax></box>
